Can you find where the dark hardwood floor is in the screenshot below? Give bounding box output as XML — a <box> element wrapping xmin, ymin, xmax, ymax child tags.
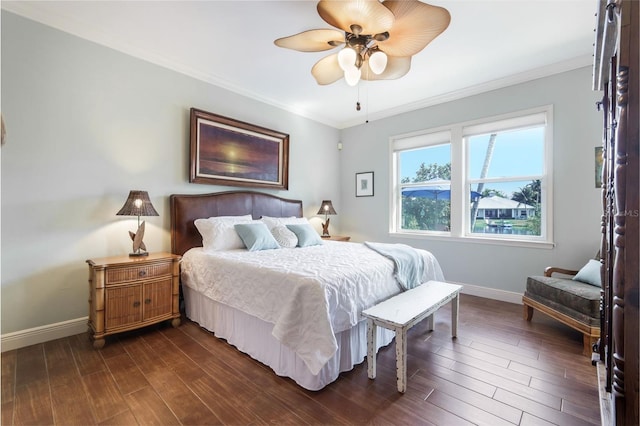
<box><xmin>1</xmin><ymin>295</ymin><xmax>600</xmax><ymax>425</ymax></box>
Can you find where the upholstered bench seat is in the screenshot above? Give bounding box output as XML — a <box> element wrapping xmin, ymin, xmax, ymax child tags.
<box><xmin>523</xmin><ymin>274</ymin><xmax>601</xmax><ymax>355</ymax></box>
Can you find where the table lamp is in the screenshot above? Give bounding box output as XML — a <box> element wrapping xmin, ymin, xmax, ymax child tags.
<box><xmin>116</xmin><ymin>190</ymin><xmax>159</xmax><ymax>256</ymax></box>
<box><xmin>317</xmin><ymin>200</ymin><xmax>337</xmax><ymax>238</ymax></box>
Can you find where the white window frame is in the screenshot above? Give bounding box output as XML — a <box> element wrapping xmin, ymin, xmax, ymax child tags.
<box><xmin>389</xmin><ymin>105</ymin><xmax>554</xmax><ymax>248</ymax></box>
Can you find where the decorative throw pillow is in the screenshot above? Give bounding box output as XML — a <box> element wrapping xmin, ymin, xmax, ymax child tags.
<box><xmin>234</xmin><ymin>222</ymin><xmax>280</xmax><ymax>251</ymax></box>
<box><xmin>270</xmin><ymin>225</ymin><xmax>298</xmax><ymax>248</ymax></box>
<box><xmin>194</xmin><ymin>215</ymin><xmax>252</xmax><ymax>252</ymax></box>
<box><xmin>286</xmin><ymin>224</ymin><xmax>323</xmax><ymax>247</ymax></box>
<box><xmin>572</xmin><ymin>259</ymin><xmax>602</xmax><ymax>287</ymax></box>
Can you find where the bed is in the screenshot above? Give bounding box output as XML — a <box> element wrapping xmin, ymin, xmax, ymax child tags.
<box><xmin>170</xmin><ymin>191</ymin><xmax>444</xmax><ymax>390</ymax></box>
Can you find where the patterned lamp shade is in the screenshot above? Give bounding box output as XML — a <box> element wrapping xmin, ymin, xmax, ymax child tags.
<box><xmin>116</xmin><ymin>190</ymin><xmax>159</xmax><ymax>217</ymax></box>
<box><xmin>316</xmin><ymin>200</ymin><xmax>337</xmax><ymax>216</ymax></box>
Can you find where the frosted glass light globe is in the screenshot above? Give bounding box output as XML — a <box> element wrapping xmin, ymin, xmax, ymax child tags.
<box><xmin>344</xmin><ymin>65</ymin><xmax>361</xmax><ymax>86</ymax></box>
<box><xmin>369</xmin><ymin>50</ymin><xmax>388</xmax><ymax>75</ymax></box>
<box><xmin>338</xmin><ymin>47</ymin><xmax>357</xmax><ymax>71</ymax></box>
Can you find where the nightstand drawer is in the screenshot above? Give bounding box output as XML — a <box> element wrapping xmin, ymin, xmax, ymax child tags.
<box><xmin>106</xmin><ymin>261</ymin><xmax>171</xmax><ymax>284</ymax></box>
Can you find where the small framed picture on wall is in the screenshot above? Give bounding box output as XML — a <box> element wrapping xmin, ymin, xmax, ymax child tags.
<box><xmin>356</xmin><ymin>172</ymin><xmax>374</xmax><ymax>197</ymax></box>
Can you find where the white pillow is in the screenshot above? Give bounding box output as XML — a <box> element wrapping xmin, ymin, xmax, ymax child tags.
<box><xmin>261</xmin><ymin>215</ymin><xmax>309</xmax><ymax>230</ymax></box>
<box><xmin>194</xmin><ymin>215</ymin><xmax>252</xmax><ymax>251</ymax></box>
<box><xmin>270</xmin><ymin>225</ymin><xmax>298</xmax><ymax>248</ymax></box>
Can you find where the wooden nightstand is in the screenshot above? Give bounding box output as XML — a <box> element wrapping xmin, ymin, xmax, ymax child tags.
<box><xmin>86</xmin><ymin>252</ymin><xmax>181</xmax><ymax>348</ymax></box>
<box><xmin>322</xmin><ymin>235</ymin><xmax>351</xmax><ymax>242</ymax></box>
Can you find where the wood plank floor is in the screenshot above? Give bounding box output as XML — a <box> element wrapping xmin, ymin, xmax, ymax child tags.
<box><xmin>1</xmin><ymin>295</ymin><xmax>600</xmax><ymax>425</ymax></box>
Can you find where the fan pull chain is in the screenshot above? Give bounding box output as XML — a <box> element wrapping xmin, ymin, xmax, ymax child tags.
<box><xmin>356</xmin><ymin>67</ymin><xmax>369</xmax><ymax>123</ymax></box>
<box><xmin>365</xmin><ymin>79</ymin><xmax>369</xmax><ymax>123</ymax></box>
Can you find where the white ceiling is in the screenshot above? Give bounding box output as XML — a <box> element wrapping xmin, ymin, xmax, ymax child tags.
<box><xmin>2</xmin><ymin>1</ymin><xmax>598</xmax><ymax>129</ymax></box>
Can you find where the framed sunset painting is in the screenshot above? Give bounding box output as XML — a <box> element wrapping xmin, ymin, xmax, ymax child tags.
<box><xmin>189</xmin><ymin>108</ymin><xmax>289</xmax><ymax>190</ymax></box>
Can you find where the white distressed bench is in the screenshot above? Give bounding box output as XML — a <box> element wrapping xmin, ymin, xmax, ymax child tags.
<box><xmin>361</xmin><ymin>280</ymin><xmax>462</xmax><ymax>393</ymax></box>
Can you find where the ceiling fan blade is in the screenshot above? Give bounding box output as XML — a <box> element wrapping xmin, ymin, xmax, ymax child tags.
<box><xmin>377</xmin><ymin>0</ymin><xmax>451</xmax><ymax>57</ymax></box>
<box><xmin>362</xmin><ymin>56</ymin><xmax>411</xmax><ymax>80</ymax></box>
<box><xmin>311</xmin><ymin>53</ymin><xmax>344</xmax><ymax>85</ymax></box>
<box><xmin>317</xmin><ymin>0</ymin><xmax>394</xmax><ymax>36</ymax></box>
<box><xmin>275</xmin><ymin>29</ymin><xmax>344</xmax><ymax>52</ymax></box>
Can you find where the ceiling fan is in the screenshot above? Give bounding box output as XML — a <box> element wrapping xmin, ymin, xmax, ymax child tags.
<box><xmin>274</xmin><ymin>0</ymin><xmax>451</xmax><ymax>87</ymax></box>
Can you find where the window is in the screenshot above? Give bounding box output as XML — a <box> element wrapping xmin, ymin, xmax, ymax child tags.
<box><xmin>391</xmin><ymin>107</ymin><xmax>552</xmax><ymax>246</ymax></box>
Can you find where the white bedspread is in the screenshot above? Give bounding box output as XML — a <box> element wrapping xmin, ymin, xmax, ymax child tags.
<box><xmin>180</xmin><ymin>241</ymin><xmax>444</xmax><ymax>375</ymax></box>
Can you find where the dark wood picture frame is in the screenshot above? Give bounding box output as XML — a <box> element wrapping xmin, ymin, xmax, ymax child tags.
<box><xmin>189</xmin><ymin>108</ymin><xmax>289</xmax><ymax>189</ymax></box>
<box><xmin>356</xmin><ymin>171</ymin><xmax>374</xmax><ymax>197</ymax></box>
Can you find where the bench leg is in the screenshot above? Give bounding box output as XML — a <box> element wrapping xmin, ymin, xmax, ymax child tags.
<box><xmin>396</xmin><ymin>327</ymin><xmax>407</xmax><ymax>393</ymax></box>
<box><xmin>367</xmin><ymin>318</ymin><xmax>377</xmax><ymax>380</ymax></box>
<box><xmin>426</xmin><ymin>314</ymin><xmax>434</xmax><ymax>331</ymax></box>
<box><xmin>452</xmin><ymin>292</ymin><xmax>459</xmax><ymax>338</ymax></box>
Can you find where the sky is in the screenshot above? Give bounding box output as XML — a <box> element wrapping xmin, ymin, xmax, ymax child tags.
<box><xmin>400</xmin><ymin>126</ymin><xmax>544</xmax><ymax>198</ymax></box>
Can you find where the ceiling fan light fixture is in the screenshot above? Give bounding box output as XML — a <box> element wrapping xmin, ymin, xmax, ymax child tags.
<box><xmin>337</xmin><ymin>47</ymin><xmax>357</xmax><ymax>71</ymax></box>
<box><xmin>368</xmin><ymin>50</ymin><xmax>387</xmax><ymax>74</ymax></box>
<box><xmin>275</xmin><ymin>0</ymin><xmax>451</xmax><ymax>86</ymax></box>
<box><xmin>344</xmin><ymin>65</ymin><xmax>361</xmax><ymax>86</ymax></box>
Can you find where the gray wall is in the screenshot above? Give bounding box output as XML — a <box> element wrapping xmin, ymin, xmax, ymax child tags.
<box><xmin>1</xmin><ymin>12</ymin><xmax>341</xmax><ymax>334</ymax></box>
<box><xmin>339</xmin><ymin>66</ymin><xmax>603</xmax><ymax>293</ymax></box>
<box><xmin>1</xmin><ymin>10</ymin><xmax>603</xmax><ymax>336</ymax></box>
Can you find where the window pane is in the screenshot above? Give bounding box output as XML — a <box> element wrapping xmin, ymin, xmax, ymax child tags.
<box><xmin>468</xmin><ymin>127</ymin><xmax>544</xmax><ymax>179</ymax></box>
<box><xmin>400</xmin><ymin>144</ymin><xmax>450</xmax><ymax>183</ymax></box>
<box><xmin>469</xmin><ymin>180</ymin><xmax>542</xmax><ymax>236</ymax></box>
<box><xmin>400</xmin><ymin>143</ymin><xmax>451</xmax><ymax>232</ymax></box>
<box><xmin>402</xmin><ymin>186</ymin><xmax>451</xmax><ymax>231</ymax></box>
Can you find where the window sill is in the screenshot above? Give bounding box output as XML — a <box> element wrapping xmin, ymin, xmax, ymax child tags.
<box><xmin>389</xmin><ymin>231</ymin><xmax>555</xmax><ymax>249</ymax></box>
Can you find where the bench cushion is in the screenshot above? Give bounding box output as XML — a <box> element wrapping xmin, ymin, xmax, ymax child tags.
<box><xmin>525</xmin><ymin>276</ymin><xmax>601</xmax><ymax>327</ymax></box>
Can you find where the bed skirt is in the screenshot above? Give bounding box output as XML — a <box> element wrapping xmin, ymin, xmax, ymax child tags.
<box><xmin>182</xmin><ymin>285</ymin><xmax>395</xmax><ymax>391</ymax></box>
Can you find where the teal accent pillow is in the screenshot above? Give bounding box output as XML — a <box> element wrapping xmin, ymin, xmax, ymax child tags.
<box><xmin>572</xmin><ymin>259</ymin><xmax>602</xmax><ymax>287</ymax></box>
<box><xmin>286</xmin><ymin>224</ymin><xmax>323</xmax><ymax>247</ymax></box>
<box><xmin>234</xmin><ymin>223</ymin><xmax>280</xmax><ymax>251</ymax></box>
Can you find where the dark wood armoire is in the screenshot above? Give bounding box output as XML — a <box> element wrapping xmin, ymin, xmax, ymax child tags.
<box><xmin>593</xmin><ymin>0</ymin><xmax>639</xmax><ymax>425</ymax></box>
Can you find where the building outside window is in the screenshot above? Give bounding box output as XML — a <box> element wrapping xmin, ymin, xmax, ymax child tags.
<box><xmin>391</xmin><ymin>106</ymin><xmax>552</xmax><ymax>246</ymax></box>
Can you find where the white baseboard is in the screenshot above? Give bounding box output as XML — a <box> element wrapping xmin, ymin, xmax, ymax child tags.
<box><xmin>1</xmin><ymin>317</ymin><xmax>88</xmax><ymax>352</ymax></box>
<box><xmin>455</xmin><ymin>282</ymin><xmax>524</xmax><ymax>305</ymax></box>
<box><xmin>0</xmin><ymin>285</ymin><xmax>522</xmax><ymax>352</ymax></box>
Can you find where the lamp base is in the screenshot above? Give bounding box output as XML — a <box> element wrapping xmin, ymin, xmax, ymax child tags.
<box><xmin>321</xmin><ymin>234</ymin><xmax>331</xmax><ymax>238</ymax></box>
<box><xmin>128</xmin><ymin>221</ymin><xmax>148</xmax><ymax>257</ymax></box>
<box><xmin>321</xmin><ymin>218</ymin><xmax>331</xmax><ymax>238</ymax></box>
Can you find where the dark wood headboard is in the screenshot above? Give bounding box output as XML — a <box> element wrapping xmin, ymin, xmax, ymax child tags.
<box><xmin>170</xmin><ymin>191</ymin><xmax>303</xmax><ymax>256</ymax></box>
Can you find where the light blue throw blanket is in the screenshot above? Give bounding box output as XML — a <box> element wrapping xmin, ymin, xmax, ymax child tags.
<box><xmin>364</xmin><ymin>242</ymin><xmax>425</xmax><ymax>291</ymax></box>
